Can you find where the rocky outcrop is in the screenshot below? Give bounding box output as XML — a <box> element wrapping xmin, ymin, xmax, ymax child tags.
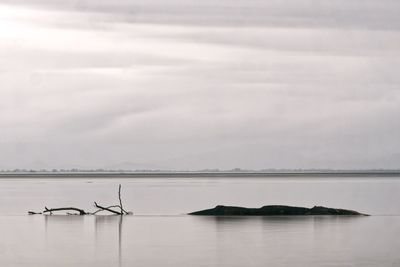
<box><xmin>189</xmin><ymin>205</ymin><xmax>368</xmax><ymax>216</ymax></box>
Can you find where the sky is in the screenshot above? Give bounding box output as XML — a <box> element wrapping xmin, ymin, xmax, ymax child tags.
<box><xmin>0</xmin><ymin>0</ymin><xmax>399</xmax><ymax>170</ymax></box>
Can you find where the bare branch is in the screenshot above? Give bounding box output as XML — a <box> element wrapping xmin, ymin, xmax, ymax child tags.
<box><xmin>28</xmin><ymin>211</ymin><xmax>42</xmax><ymax>215</ymax></box>
<box><xmin>91</xmin><ymin>205</ymin><xmax>122</xmax><ymax>215</ymax></box>
<box><xmin>118</xmin><ymin>184</ymin><xmax>124</xmax><ymax>215</ymax></box>
<box><xmin>43</xmin><ymin>207</ymin><xmax>87</xmax><ymax>215</ymax></box>
<box><xmin>119</xmin><ymin>184</ymin><xmax>131</xmax><ymax>214</ymax></box>
<box><xmin>28</xmin><ymin>185</ymin><xmax>132</xmax><ymax>216</ymax></box>
<box><xmin>94</xmin><ymin>202</ymin><xmax>122</xmax><ymax>215</ymax></box>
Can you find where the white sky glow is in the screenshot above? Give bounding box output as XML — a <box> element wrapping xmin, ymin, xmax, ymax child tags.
<box><xmin>0</xmin><ymin>1</ymin><xmax>399</xmax><ymax>170</ymax></box>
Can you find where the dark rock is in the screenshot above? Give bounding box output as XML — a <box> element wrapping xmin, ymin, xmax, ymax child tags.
<box><xmin>189</xmin><ymin>205</ymin><xmax>368</xmax><ymax>216</ymax></box>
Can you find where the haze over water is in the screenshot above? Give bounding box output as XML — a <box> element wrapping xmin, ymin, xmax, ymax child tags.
<box><xmin>0</xmin><ymin>175</ymin><xmax>399</xmax><ymax>266</ymax></box>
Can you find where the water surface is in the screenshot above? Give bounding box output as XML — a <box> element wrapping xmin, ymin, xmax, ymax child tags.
<box><xmin>0</xmin><ymin>176</ymin><xmax>399</xmax><ymax>266</ymax></box>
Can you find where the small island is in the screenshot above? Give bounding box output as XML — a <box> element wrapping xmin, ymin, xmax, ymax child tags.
<box><xmin>189</xmin><ymin>205</ymin><xmax>368</xmax><ymax>216</ymax></box>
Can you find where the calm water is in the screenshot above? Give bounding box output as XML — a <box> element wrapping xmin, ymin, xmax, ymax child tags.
<box><xmin>0</xmin><ymin>176</ymin><xmax>399</xmax><ymax>266</ymax></box>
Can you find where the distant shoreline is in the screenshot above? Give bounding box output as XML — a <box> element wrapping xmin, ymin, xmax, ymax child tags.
<box><xmin>0</xmin><ymin>171</ymin><xmax>400</xmax><ymax>178</ymax></box>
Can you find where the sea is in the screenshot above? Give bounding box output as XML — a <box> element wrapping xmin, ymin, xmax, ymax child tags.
<box><xmin>0</xmin><ymin>173</ymin><xmax>399</xmax><ymax>267</ymax></box>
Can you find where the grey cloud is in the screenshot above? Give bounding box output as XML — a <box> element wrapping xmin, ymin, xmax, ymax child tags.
<box><xmin>0</xmin><ymin>1</ymin><xmax>400</xmax><ymax>170</ymax></box>
<box><xmin>3</xmin><ymin>0</ymin><xmax>400</xmax><ymax>30</ymax></box>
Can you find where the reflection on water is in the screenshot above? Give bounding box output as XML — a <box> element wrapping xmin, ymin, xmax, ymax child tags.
<box><xmin>0</xmin><ymin>177</ymin><xmax>399</xmax><ymax>266</ymax></box>
<box><xmin>0</xmin><ymin>214</ymin><xmax>400</xmax><ymax>266</ymax></box>
<box><xmin>195</xmin><ymin>215</ymin><xmax>373</xmax><ymax>267</ymax></box>
<box><xmin>94</xmin><ymin>215</ymin><xmax>123</xmax><ymax>267</ymax></box>
<box><xmin>199</xmin><ymin>214</ymin><xmax>364</xmax><ymax>229</ymax></box>
<box><xmin>39</xmin><ymin>215</ymin><xmax>125</xmax><ymax>267</ymax></box>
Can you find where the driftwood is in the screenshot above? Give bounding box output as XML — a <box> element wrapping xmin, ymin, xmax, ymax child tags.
<box><xmin>28</xmin><ymin>211</ymin><xmax>42</xmax><ymax>215</ymax></box>
<box><xmin>44</xmin><ymin>207</ymin><xmax>87</xmax><ymax>215</ymax></box>
<box><xmin>94</xmin><ymin>202</ymin><xmax>122</xmax><ymax>215</ymax></box>
<box><xmin>28</xmin><ymin>184</ymin><xmax>131</xmax><ymax>216</ymax></box>
<box><xmin>118</xmin><ymin>184</ymin><xmax>128</xmax><ymax>214</ymax></box>
<box><xmin>92</xmin><ymin>184</ymin><xmax>131</xmax><ymax>215</ymax></box>
<box><xmin>91</xmin><ymin>205</ymin><xmax>122</xmax><ymax>215</ymax></box>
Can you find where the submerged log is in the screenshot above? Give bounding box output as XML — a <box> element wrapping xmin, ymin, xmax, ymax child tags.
<box><xmin>28</xmin><ymin>211</ymin><xmax>42</xmax><ymax>215</ymax></box>
<box><xmin>43</xmin><ymin>207</ymin><xmax>87</xmax><ymax>215</ymax></box>
<box><xmin>189</xmin><ymin>205</ymin><xmax>368</xmax><ymax>216</ymax></box>
<box><xmin>28</xmin><ymin>184</ymin><xmax>132</xmax><ymax>216</ymax></box>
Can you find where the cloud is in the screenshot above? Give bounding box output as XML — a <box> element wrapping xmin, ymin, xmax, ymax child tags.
<box><xmin>3</xmin><ymin>0</ymin><xmax>400</xmax><ymax>30</ymax></box>
<box><xmin>0</xmin><ymin>1</ymin><xmax>399</xmax><ymax>169</ymax></box>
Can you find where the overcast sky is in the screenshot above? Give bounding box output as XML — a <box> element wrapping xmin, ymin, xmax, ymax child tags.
<box><xmin>0</xmin><ymin>0</ymin><xmax>399</xmax><ymax>170</ymax></box>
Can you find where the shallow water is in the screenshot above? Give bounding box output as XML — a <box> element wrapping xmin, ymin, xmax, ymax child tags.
<box><xmin>0</xmin><ymin>176</ymin><xmax>399</xmax><ymax>266</ymax></box>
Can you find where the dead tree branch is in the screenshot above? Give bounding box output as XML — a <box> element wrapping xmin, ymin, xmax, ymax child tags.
<box><xmin>118</xmin><ymin>184</ymin><xmax>130</xmax><ymax>215</ymax></box>
<box><xmin>118</xmin><ymin>184</ymin><xmax>124</xmax><ymax>214</ymax></box>
<box><xmin>28</xmin><ymin>185</ymin><xmax>132</xmax><ymax>216</ymax></box>
<box><xmin>94</xmin><ymin>202</ymin><xmax>122</xmax><ymax>215</ymax></box>
<box><xmin>28</xmin><ymin>211</ymin><xmax>42</xmax><ymax>215</ymax></box>
<box><xmin>43</xmin><ymin>207</ymin><xmax>87</xmax><ymax>215</ymax></box>
<box><xmin>91</xmin><ymin>205</ymin><xmax>122</xmax><ymax>215</ymax></box>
